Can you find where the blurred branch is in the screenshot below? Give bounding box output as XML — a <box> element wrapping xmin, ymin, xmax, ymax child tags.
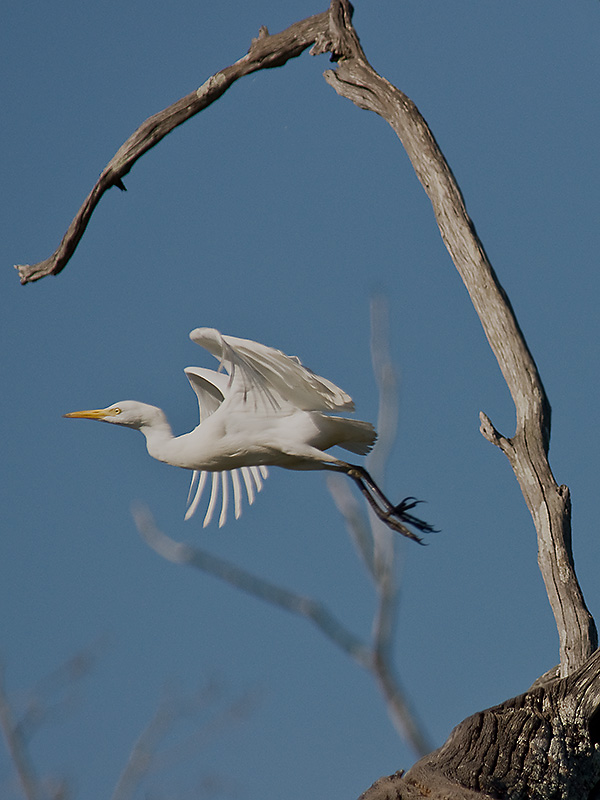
<box><xmin>1</xmin><ymin>655</ymin><xmax>252</xmax><ymax>800</ymax></box>
<box><xmin>318</xmin><ymin>0</ymin><xmax>596</xmax><ymax>676</ymax></box>
<box><xmin>330</xmin><ymin>296</ymin><xmax>432</xmax><ymax>757</ymax></box>
<box><xmin>0</xmin><ymin>643</ymin><xmax>103</xmax><ymax>800</ymax></box>
<box><xmin>111</xmin><ymin>680</ymin><xmax>257</xmax><ymax>800</ymax></box>
<box><xmin>18</xmin><ymin>639</ymin><xmax>103</xmax><ymax>744</ymax></box>
<box><xmin>136</xmin><ymin>506</ymin><xmax>432</xmax><ymax>758</ymax></box>
<box><xmin>0</xmin><ymin>665</ymin><xmax>41</xmax><ymax>800</ymax></box>
<box><xmin>134</xmin><ymin>506</ymin><xmax>371</xmax><ymax>671</ymax></box>
<box><xmin>330</xmin><ymin>476</ymin><xmax>430</xmax><ymax>756</ymax></box>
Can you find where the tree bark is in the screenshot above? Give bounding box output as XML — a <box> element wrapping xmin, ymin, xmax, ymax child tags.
<box><xmin>360</xmin><ymin>647</ymin><xmax>600</xmax><ymax>800</ymax></box>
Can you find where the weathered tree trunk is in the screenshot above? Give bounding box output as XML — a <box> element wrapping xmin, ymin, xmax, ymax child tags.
<box><xmin>360</xmin><ymin>648</ymin><xmax>600</xmax><ymax>800</ymax></box>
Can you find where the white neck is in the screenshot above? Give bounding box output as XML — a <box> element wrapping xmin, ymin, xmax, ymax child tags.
<box><xmin>139</xmin><ymin>415</ymin><xmax>178</xmax><ymax>464</ymax></box>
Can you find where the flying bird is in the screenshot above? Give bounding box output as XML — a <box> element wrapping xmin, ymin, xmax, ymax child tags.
<box><xmin>64</xmin><ymin>328</ymin><xmax>435</xmax><ymax>542</ymax></box>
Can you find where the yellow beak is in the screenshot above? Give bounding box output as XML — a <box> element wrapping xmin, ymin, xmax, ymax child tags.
<box><xmin>63</xmin><ymin>408</ymin><xmax>113</xmax><ymax>420</ymax></box>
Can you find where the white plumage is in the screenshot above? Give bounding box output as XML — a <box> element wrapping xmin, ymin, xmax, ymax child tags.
<box><xmin>65</xmin><ymin>328</ymin><xmax>434</xmax><ymax>541</ymax></box>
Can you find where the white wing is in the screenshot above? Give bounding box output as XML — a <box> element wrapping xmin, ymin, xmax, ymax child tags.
<box><xmin>183</xmin><ymin>366</ymin><xmax>269</xmax><ymax>526</ymax></box>
<box><xmin>189</xmin><ymin>327</ymin><xmax>354</xmax><ymax>412</ymax></box>
<box><xmin>184</xmin><ymin>466</ymin><xmax>269</xmax><ymax>526</ymax></box>
<box><xmin>184</xmin><ymin>366</ymin><xmax>227</xmax><ymax>421</ymax></box>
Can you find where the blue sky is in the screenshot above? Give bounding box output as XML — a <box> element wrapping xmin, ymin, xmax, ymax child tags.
<box><xmin>1</xmin><ymin>2</ymin><xmax>599</xmax><ymax>798</ymax></box>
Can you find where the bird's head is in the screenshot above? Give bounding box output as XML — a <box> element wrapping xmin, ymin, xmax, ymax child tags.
<box><xmin>64</xmin><ymin>400</ymin><xmax>165</xmax><ymax>430</ymax></box>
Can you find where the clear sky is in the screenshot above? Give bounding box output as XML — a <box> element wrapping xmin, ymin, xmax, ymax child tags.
<box><xmin>1</xmin><ymin>2</ymin><xmax>599</xmax><ymax>798</ymax></box>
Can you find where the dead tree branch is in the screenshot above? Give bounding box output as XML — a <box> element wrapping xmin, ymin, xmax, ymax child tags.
<box><xmin>111</xmin><ymin>681</ymin><xmax>257</xmax><ymax>800</ymax></box>
<box><xmin>317</xmin><ymin>0</ymin><xmax>596</xmax><ymax>677</ymax></box>
<box><xmin>329</xmin><ymin>296</ymin><xmax>433</xmax><ymax>756</ymax></box>
<box><xmin>15</xmin><ymin>12</ymin><xmax>330</xmax><ymax>284</ymax></box>
<box><xmin>0</xmin><ymin>647</ymin><xmax>98</xmax><ymax>800</ymax></box>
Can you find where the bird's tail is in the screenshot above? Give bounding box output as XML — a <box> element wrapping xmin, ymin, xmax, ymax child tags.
<box><xmin>327</xmin><ymin>417</ymin><xmax>377</xmax><ymax>455</ymax></box>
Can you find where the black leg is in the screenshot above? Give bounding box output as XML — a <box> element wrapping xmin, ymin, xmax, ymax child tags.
<box><xmin>343</xmin><ymin>465</ymin><xmax>436</xmax><ymax>543</ymax></box>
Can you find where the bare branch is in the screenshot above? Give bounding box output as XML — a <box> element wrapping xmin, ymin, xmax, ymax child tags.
<box><xmin>368</xmin><ymin>297</ymin><xmax>433</xmax><ymax>756</ymax></box>
<box><xmin>367</xmin><ymin>295</ymin><xmax>400</xmax><ymax>490</ymax></box>
<box><xmin>328</xmin><ymin>475</ymin><xmax>376</xmax><ymax>576</ymax></box>
<box><xmin>0</xmin><ymin>665</ymin><xmax>42</xmax><ymax>800</ymax></box>
<box><xmin>321</xmin><ymin>0</ymin><xmax>596</xmax><ymax>675</ymax></box>
<box><xmin>110</xmin><ymin>692</ymin><xmax>178</xmax><ymax>800</ymax></box>
<box><xmin>15</xmin><ymin>11</ymin><xmax>330</xmax><ymax>284</ymax></box>
<box><xmin>135</xmin><ymin>501</ymin><xmax>433</xmax><ymax>757</ymax></box>
<box><xmin>133</xmin><ymin>505</ymin><xmax>372</xmax><ymax>669</ymax></box>
<box><xmin>328</xmin><ymin>297</ymin><xmax>433</xmax><ymax>756</ymax></box>
<box><xmin>111</xmin><ymin>681</ymin><xmax>258</xmax><ymax>800</ymax></box>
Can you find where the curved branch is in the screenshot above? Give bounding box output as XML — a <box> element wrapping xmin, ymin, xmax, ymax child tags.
<box><xmin>320</xmin><ymin>0</ymin><xmax>596</xmax><ymax>676</ymax></box>
<box><xmin>15</xmin><ymin>12</ymin><xmax>330</xmax><ymax>284</ymax></box>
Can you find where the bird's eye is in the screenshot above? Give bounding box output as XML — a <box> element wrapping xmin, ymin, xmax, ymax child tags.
<box><xmin>112</xmin><ymin>407</ymin><xmax>122</xmax><ymax>415</ymax></box>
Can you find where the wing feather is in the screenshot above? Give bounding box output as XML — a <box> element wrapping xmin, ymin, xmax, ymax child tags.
<box><xmin>185</xmin><ymin>470</ymin><xmax>208</xmax><ymax>521</ymax></box>
<box><xmin>185</xmin><ymin>466</ymin><xmax>269</xmax><ymax>525</ymax></box>
<box><xmin>189</xmin><ymin>327</ymin><xmax>354</xmax><ymax>412</ymax></box>
<box><xmin>186</xmin><ymin>469</ymin><xmax>200</xmax><ymax>505</ymax></box>
<box><xmin>219</xmin><ymin>472</ymin><xmax>229</xmax><ymax>528</ymax></box>
<box><xmin>250</xmin><ymin>465</ymin><xmax>264</xmax><ymax>492</ymax></box>
<box><xmin>241</xmin><ymin>466</ymin><xmax>256</xmax><ymax>506</ymax></box>
<box><xmin>184</xmin><ymin>366</ymin><xmax>226</xmax><ymax>422</ymax></box>
<box><xmin>203</xmin><ymin>473</ymin><xmax>220</xmax><ymax>528</ymax></box>
<box><xmin>231</xmin><ymin>469</ymin><xmax>243</xmax><ymax>519</ymax></box>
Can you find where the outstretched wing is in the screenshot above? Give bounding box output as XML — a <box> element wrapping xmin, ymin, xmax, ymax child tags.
<box><xmin>184</xmin><ymin>465</ymin><xmax>269</xmax><ymax>527</ymax></box>
<box><xmin>183</xmin><ymin>366</ymin><xmax>269</xmax><ymax>526</ymax></box>
<box><xmin>189</xmin><ymin>327</ymin><xmax>354</xmax><ymax>412</ymax></box>
<box><xmin>184</xmin><ymin>366</ymin><xmax>227</xmax><ymax>421</ymax></box>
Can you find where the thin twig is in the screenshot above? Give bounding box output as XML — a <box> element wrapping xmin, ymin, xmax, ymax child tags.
<box><xmin>327</xmin><ymin>476</ymin><xmax>375</xmax><ymax>577</ymax></box>
<box><xmin>369</xmin><ymin>297</ymin><xmax>432</xmax><ymax>756</ymax></box>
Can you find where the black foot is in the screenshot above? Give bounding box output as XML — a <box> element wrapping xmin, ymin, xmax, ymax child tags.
<box><xmin>390</xmin><ymin>496</ymin><xmax>439</xmax><ymax>535</ymax></box>
<box><xmin>344</xmin><ymin>465</ymin><xmax>438</xmax><ymax>543</ymax></box>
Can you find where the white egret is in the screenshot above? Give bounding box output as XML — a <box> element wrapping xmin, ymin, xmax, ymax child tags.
<box><xmin>64</xmin><ymin>328</ymin><xmax>435</xmax><ymax>542</ymax></box>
